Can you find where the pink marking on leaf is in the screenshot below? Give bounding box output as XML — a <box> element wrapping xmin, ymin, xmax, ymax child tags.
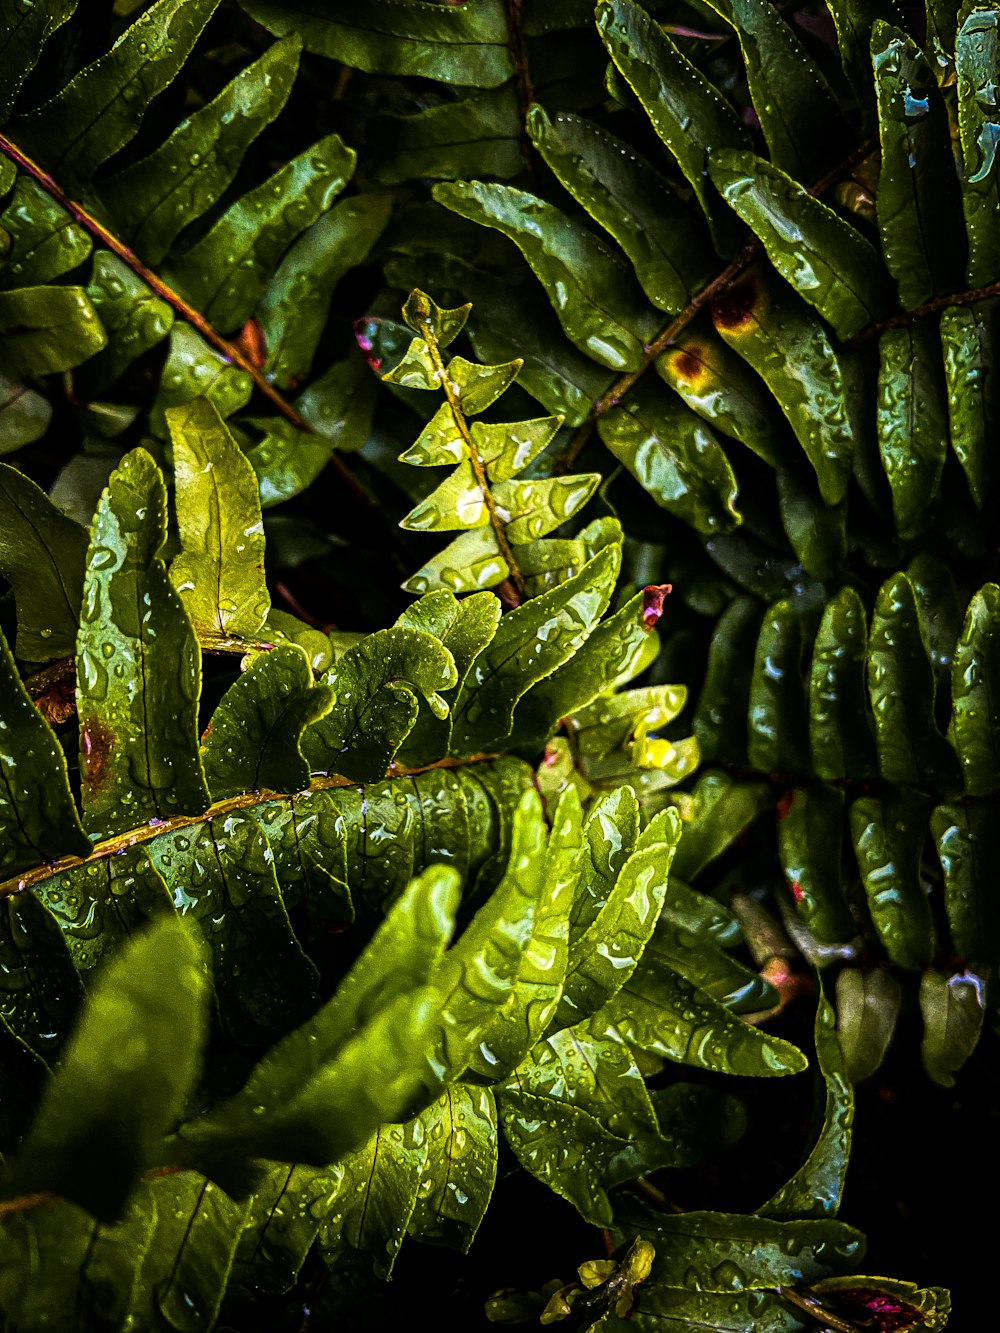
<box><xmin>641</xmin><ymin>584</ymin><xmax>672</xmax><ymax>630</ymax></box>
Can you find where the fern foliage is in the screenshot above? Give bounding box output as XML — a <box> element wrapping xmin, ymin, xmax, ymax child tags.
<box><xmin>0</xmin><ymin>0</ymin><xmax>981</xmax><ymax>1326</ymax></box>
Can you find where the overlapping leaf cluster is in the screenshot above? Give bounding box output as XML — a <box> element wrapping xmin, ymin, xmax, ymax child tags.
<box><xmin>356</xmin><ymin>0</ymin><xmax>1000</xmax><ymax>1090</ymax></box>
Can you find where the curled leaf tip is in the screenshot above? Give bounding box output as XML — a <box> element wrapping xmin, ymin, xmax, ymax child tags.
<box><xmin>641</xmin><ymin>583</ymin><xmax>672</xmax><ymax>629</ymax></box>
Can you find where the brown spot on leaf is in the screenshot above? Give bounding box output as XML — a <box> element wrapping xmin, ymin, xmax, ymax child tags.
<box><xmin>233</xmin><ymin>317</ymin><xmax>267</xmax><ymax>369</ymax></box>
<box><xmin>80</xmin><ymin>717</ymin><xmax>115</xmax><ymax>794</ymax></box>
<box><xmin>661</xmin><ymin>344</ymin><xmax>711</xmax><ymax>389</ymax></box>
<box><xmin>641</xmin><ymin>584</ymin><xmax>671</xmax><ymax>630</ymax></box>
<box><xmin>711</xmin><ymin>276</ymin><xmax>760</xmax><ymax>332</ymax></box>
<box><xmin>776</xmin><ymin>789</ymin><xmax>795</xmax><ymax>821</ymax></box>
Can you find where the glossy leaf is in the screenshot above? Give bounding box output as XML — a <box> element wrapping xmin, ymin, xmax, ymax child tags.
<box><xmin>872</xmin><ymin>21</ymin><xmax>965</xmax><ymax>308</ymax></box>
<box><xmin>919</xmin><ymin>967</ymin><xmax>985</xmax><ymax>1088</ymax></box>
<box><xmin>709</xmin><ymin>150</ymin><xmax>893</xmax><ymax>339</ymax></box>
<box><xmin>0</xmin><ymin>462</ymin><xmax>87</xmax><ymax>658</ymax></box>
<box><xmin>527</xmin><ymin>104</ymin><xmax>713</xmax><ymax>313</ymax></box>
<box><xmin>168</xmin><ymin>398</ymin><xmax>270</xmax><ymax>643</ymax></box>
<box><xmin>778</xmin><ymin>786</ymin><xmax>854</xmax><ymax>945</ymax></box>
<box><xmin>0</xmin><ymin>0</ymin><xmax>77</xmax><ymax>122</ymax></box>
<box><xmin>809</xmin><ymin>587</ymin><xmax>878</xmax><ymax>782</ymax></box>
<box><xmin>0</xmin><ymin>285</ymin><xmax>106</xmax><ymax>376</ymax></box>
<box><xmin>711</xmin><ymin>271</ymin><xmax>854</xmax><ymax>505</ymax></box>
<box><xmin>933</xmin><ymin>801</ymin><xmax>1000</xmax><ymax>966</ymax></box>
<box><xmin>97</xmin><ymin>35</ymin><xmax>302</xmax><ymax>266</ymax></box>
<box><xmin>77</xmin><ymin>448</ymin><xmax>211</xmax><ymax>837</ymax></box>
<box><xmin>597</xmin><ymin>0</ymin><xmax>748</xmax><ymax>246</ymax></box>
<box><xmin>762</xmin><ymin>993</ymin><xmax>854</xmax><ymax>1217</ymax></box>
<box><xmin>408</xmin><ymin>1086</ymin><xmax>498</xmax><ymax>1252</ymax></box>
<box><xmin>239</xmin><ymin>0</ymin><xmax>514</xmax><ymax>88</ymax></box>
<box><xmin>0</xmin><ymin>176</ymin><xmax>91</xmax><ymax>290</ymax></box>
<box><xmin>5</xmin><ymin>916</ymin><xmax>208</xmax><ymax>1220</ymax></box>
<box><xmin>0</xmin><ymin>890</ymin><xmax>85</xmax><ymax>1059</ymax></box>
<box><xmin>876</xmin><ymin>324</ymin><xmax>949</xmax><ymax>537</ymax></box>
<box><xmin>850</xmin><ymin>793</ymin><xmax>936</xmax><ymax>970</ymax></box>
<box><xmin>84</xmin><ymin>252</ymin><xmax>174</xmax><ymax>394</ymax></box>
<box><xmin>940</xmin><ymin>301</ymin><xmax>996</xmax><ymax>510</ymax></box>
<box><xmin>957</xmin><ymin>9</ymin><xmax>1000</xmax><ymax>286</ymax></box>
<box><xmin>433</xmin><ymin>179</ymin><xmax>660</xmax><ymax>372</ymax></box>
<box><xmin>597</xmin><ymin>376</ymin><xmax>741</xmax><ymax>535</ymax></box>
<box><xmin>591</xmin><ymin>960</ymin><xmax>808</xmax><ymax>1077</ymax></box>
<box><xmin>949</xmin><ymin>583</ymin><xmax>1000</xmax><ymax>795</ymax></box>
<box><xmin>12</xmin><ymin>0</ymin><xmax>219</xmax><ymax>188</ymax></box>
<box><xmin>166</xmin><ymin>132</ymin><xmax>356</xmax><ymax>332</ymax></box>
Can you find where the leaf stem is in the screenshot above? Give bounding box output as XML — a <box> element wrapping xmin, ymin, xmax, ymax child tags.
<box><xmin>0</xmin><ymin>133</ymin><xmax>369</xmax><ymax>503</ymax></box>
<box><xmin>504</xmin><ymin>0</ymin><xmax>537</xmax><ymax>179</ymax></box>
<box><xmin>413</xmin><ymin>307</ymin><xmax>527</xmax><ymax>602</ymax></box>
<box><xmin>777</xmin><ymin>1286</ymin><xmax>863</xmax><ymax>1333</ymax></box>
<box><xmin>0</xmin><ymin>753</ymin><xmax>499</xmax><ymax>901</ymax></box>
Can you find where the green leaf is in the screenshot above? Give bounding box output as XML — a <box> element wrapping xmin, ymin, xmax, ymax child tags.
<box><xmin>711</xmin><ymin>271</ymin><xmax>854</xmax><ymax>505</ymax></box>
<box><xmin>408</xmin><ymin>1085</ymin><xmax>498</xmax><ymax>1252</ymax></box>
<box><xmin>83</xmin><ymin>251</ymin><xmax>174</xmax><ymax>394</ymax></box>
<box><xmin>809</xmin><ymin>586</ymin><xmax>878</xmax><ymax>782</ymax></box>
<box><xmin>303</xmin><ymin>626</ymin><xmax>457</xmax><ymax>781</ymax></box>
<box><xmin>702</xmin><ymin>0</ymin><xmax>843</xmax><ymax>177</ymax></box>
<box><xmin>77</xmin><ymin>448</ymin><xmax>211</xmax><ymax>837</ymax></box>
<box><xmin>709</xmin><ymin>150</ymin><xmax>893</xmax><ymax>339</ymax></box>
<box><xmin>96</xmin><ymin>35</ymin><xmax>302</xmax><ymax>266</ymax></box>
<box><xmin>166</xmin><ymin>132</ymin><xmax>356</xmax><ymax>332</ymax></box>
<box><xmin>450</xmin><ymin>543</ymin><xmax>620</xmax><ymax>754</ymax></box>
<box><xmin>201</xmin><ymin>644</ymin><xmax>333</xmax><ymax>800</ymax></box>
<box><xmin>0</xmin><ymin>461</ymin><xmax>87</xmax><ymax>658</ymax></box>
<box><xmin>591</xmin><ymin>961</ymin><xmax>808</xmax><ymax>1077</ymax></box>
<box><xmin>597</xmin><ymin>376</ymin><xmax>741</xmax><ymax>535</ymax></box>
<box><xmin>949</xmin><ymin>583</ymin><xmax>1000</xmax><ymax>795</ymax></box>
<box><xmin>469</xmin><ymin>787</ymin><xmax>582</xmax><ymax>1077</ymax></box>
<box><xmin>316</xmin><ymin>1120</ymin><xmax>426</xmax><ymax>1278</ymax></box>
<box><xmin>597</xmin><ymin>0</ymin><xmax>748</xmax><ymax>247</ymax></box>
<box><xmin>239</xmin><ymin>0</ymin><xmax>514</xmax><ymax>88</ymax></box>
<box><xmin>12</xmin><ymin>0</ymin><xmax>220</xmax><ymax>189</ymax></box>
<box><xmin>134</xmin><ymin>1175</ymin><xmax>249</xmax><ymax>1332</ymax></box>
<box><xmin>433</xmin><ymin>180</ymin><xmax>659</xmax><ymax>371</ymax></box>
<box><xmin>0</xmin><ymin>176</ymin><xmax>92</xmax><ymax>290</ymax></box>
<box><xmin>940</xmin><ymin>301</ymin><xmax>996</xmax><ymax>510</ymax></box>
<box><xmin>6</xmin><ymin>916</ymin><xmax>208</xmax><ymax>1220</ymax></box>
<box><xmin>242</xmin><ymin>416</ymin><xmax>335</xmax><ymax>509</ymax></box>
<box><xmin>919</xmin><ymin>967</ymin><xmax>985</xmax><ymax>1088</ymax></box>
<box><xmin>872</xmin><ymin>21</ymin><xmax>965</xmax><ymax>308</ymax></box>
<box><xmin>747</xmin><ymin>600</ymin><xmax>810</xmax><ymax>776</ymax></box>
<box><xmin>167</xmin><ymin>398</ymin><xmax>271</xmax><ymax>643</ymax></box>
<box><xmin>372</xmin><ymin>85</ymin><xmax>521</xmax><ymax>183</ymax></box>
<box><xmin>498</xmin><ymin>1086</ymin><xmax>638</xmax><ymax>1227</ymax></box>
<box><xmin>234</xmin><ymin>1162</ymin><xmax>324</xmax><ymax>1294</ymax></box>
<box><xmin>394</xmin><ymin>589</ymin><xmax>501</xmax><ymax>763</ymax></box>
<box><xmin>761</xmin><ymin>992</ymin><xmax>853</xmax><ymax>1217</ymax></box>
<box><xmin>557</xmin><ymin>809</ymin><xmax>681</xmax><ymax>1028</ymax></box>
<box><xmin>867</xmin><ymin>573</ymin><xmax>957</xmax><ymax>787</ymax></box>
<box><xmin>0</xmin><ymin>0</ymin><xmax>77</xmax><ymax>122</ymax></box>
<box><xmin>835</xmin><ymin>965</ymin><xmax>902</xmax><ymax>1083</ymax></box>
<box><xmin>933</xmin><ymin>801</ymin><xmax>1000</xmax><ymax>966</ymax></box>
<box><xmin>670</xmin><ymin>771</ymin><xmax>773</xmax><ymax>882</ymax></box>
<box><xmin>146</xmin><ymin>812</ymin><xmax>320</xmax><ymax>1047</ymax></box>
<box><xmin>527</xmin><ymin>105</ymin><xmax>713</xmax><ymax>313</ymax></box>
<box><xmin>621</xmin><ymin>1210</ymin><xmax>864</xmax><ymax>1291</ymax></box>
<box><xmin>0</xmin><ymin>285</ymin><xmax>106</xmax><ymax>376</ymax></box>
<box><xmin>776</xmin><ymin>468</ymin><xmax>846</xmax><ymax>583</ymax></box>
<box><xmin>428</xmin><ymin>789</ymin><xmax>550</xmax><ymax>1081</ymax></box>
<box><xmin>0</xmin><ymin>369</ymin><xmax>52</xmax><ymax>454</ymax></box>
<box><xmin>258</xmin><ymin>194</ymin><xmax>392</xmax><ymax>390</ymax></box>
<box><xmin>172</xmin><ymin>865</ymin><xmax>459</xmax><ymax>1167</ymax></box>
<box><xmin>149</xmin><ymin>324</ymin><xmax>252</xmax><ymax>435</ymax></box>
<box><xmin>777</xmin><ymin>787</ymin><xmax>854</xmax><ymax>945</ymax></box>
<box><xmin>296</xmin><ymin>343</ymin><xmax>379</xmax><ymax>446</ymax></box>
<box><xmin>694</xmin><ymin>597</ymin><xmax>761</xmax><ymax>765</ymax></box>
<box><xmin>0</xmin><ymin>1194</ymin><xmax>155</xmax><ymax>1333</ymax></box>
<box><xmin>876</xmin><ymin>324</ymin><xmax>948</xmax><ymax>537</ymax></box>
<box><xmin>0</xmin><ymin>890</ymin><xmax>84</xmax><ymax>1060</ymax></box>
<box><xmin>957</xmin><ymin>9</ymin><xmax>1000</xmax><ymax>285</ymax></box>
<box><xmin>850</xmin><ymin>792</ymin><xmax>936</xmax><ymax>970</ymax></box>
<box><xmin>656</xmin><ymin>331</ymin><xmax>791</xmax><ymax>469</ymax></box>
<box><xmin>0</xmin><ymin>626</ymin><xmax>89</xmax><ymax>877</ymax></box>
